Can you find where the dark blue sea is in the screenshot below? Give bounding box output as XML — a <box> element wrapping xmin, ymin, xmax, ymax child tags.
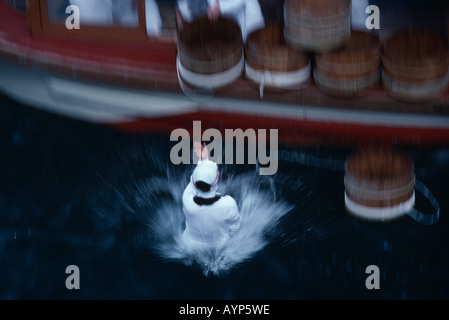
<box><xmin>0</xmin><ymin>92</ymin><xmax>448</xmax><ymax>301</ymax></box>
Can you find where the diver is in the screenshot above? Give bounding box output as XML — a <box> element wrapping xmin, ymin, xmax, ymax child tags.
<box><xmin>182</xmin><ymin>141</ymin><xmax>241</xmax><ymax>247</ymax></box>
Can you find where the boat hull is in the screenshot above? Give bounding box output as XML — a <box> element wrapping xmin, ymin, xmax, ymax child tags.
<box><xmin>1</xmin><ymin>60</ymin><xmax>448</xmax><ymax>147</ymax></box>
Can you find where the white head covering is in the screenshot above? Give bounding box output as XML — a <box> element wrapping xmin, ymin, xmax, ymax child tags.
<box><xmin>191</xmin><ymin>160</ymin><xmax>220</xmax><ymax>199</ymax></box>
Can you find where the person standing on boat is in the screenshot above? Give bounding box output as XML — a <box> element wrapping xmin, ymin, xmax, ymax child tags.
<box><xmin>177</xmin><ymin>0</ymin><xmax>265</xmax><ymax>41</ymax></box>
<box><xmin>182</xmin><ymin>141</ymin><xmax>241</xmax><ymax>247</ymax></box>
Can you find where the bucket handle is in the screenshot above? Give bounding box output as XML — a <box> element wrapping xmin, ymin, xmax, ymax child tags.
<box><xmin>406</xmin><ymin>178</ymin><xmax>440</xmax><ymax>225</ymax></box>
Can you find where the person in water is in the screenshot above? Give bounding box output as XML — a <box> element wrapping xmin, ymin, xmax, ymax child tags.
<box><xmin>182</xmin><ymin>141</ymin><xmax>241</xmax><ymax>246</ymax></box>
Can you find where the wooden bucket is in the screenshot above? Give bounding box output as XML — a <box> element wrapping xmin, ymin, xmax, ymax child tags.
<box><xmin>245</xmin><ymin>23</ymin><xmax>310</xmax><ymax>93</ymax></box>
<box><xmin>177</xmin><ymin>17</ymin><xmax>244</xmax><ymax>91</ymax></box>
<box><xmin>284</xmin><ymin>0</ymin><xmax>351</xmax><ymax>52</ymax></box>
<box><xmin>344</xmin><ymin>148</ymin><xmax>415</xmax><ymax>221</ymax></box>
<box><xmin>314</xmin><ymin>31</ymin><xmax>381</xmax><ymax>97</ymax></box>
<box><xmin>382</xmin><ymin>30</ymin><xmax>449</xmax><ymax>102</ymax></box>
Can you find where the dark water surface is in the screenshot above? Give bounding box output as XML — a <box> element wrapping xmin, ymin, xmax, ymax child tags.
<box><xmin>0</xmin><ymin>93</ymin><xmax>448</xmax><ymax>300</ymax></box>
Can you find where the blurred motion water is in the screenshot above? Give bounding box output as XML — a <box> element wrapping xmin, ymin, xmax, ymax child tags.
<box><xmin>0</xmin><ymin>93</ymin><xmax>448</xmax><ymax>299</ymax></box>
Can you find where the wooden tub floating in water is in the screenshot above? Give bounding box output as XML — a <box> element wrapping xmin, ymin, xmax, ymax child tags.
<box><xmin>344</xmin><ymin>147</ymin><xmax>415</xmax><ymax>221</ymax></box>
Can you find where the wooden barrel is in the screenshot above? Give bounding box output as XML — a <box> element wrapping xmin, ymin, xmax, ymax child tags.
<box><xmin>382</xmin><ymin>30</ymin><xmax>449</xmax><ymax>102</ymax></box>
<box><xmin>284</xmin><ymin>0</ymin><xmax>351</xmax><ymax>52</ymax></box>
<box><xmin>314</xmin><ymin>31</ymin><xmax>381</xmax><ymax>97</ymax></box>
<box><xmin>344</xmin><ymin>148</ymin><xmax>415</xmax><ymax>221</ymax></box>
<box><xmin>177</xmin><ymin>17</ymin><xmax>244</xmax><ymax>91</ymax></box>
<box><xmin>245</xmin><ymin>23</ymin><xmax>310</xmax><ymax>92</ymax></box>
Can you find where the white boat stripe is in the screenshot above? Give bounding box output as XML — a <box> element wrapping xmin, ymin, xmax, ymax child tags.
<box><xmin>1</xmin><ymin>60</ymin><xmax>448</xmax><ymax>129</ymax></box>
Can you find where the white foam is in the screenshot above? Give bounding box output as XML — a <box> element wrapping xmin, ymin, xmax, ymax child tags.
<box><xmin>144</xmin><ymin>171</ymin><xmax>292</xmax><ymax>276</ymax></box>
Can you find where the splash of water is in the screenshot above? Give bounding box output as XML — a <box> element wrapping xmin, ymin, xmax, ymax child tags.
<box><xmin>138</xmin><ymin>169</ymin><xmax>293</xmax><ymax>276</ymax></box>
